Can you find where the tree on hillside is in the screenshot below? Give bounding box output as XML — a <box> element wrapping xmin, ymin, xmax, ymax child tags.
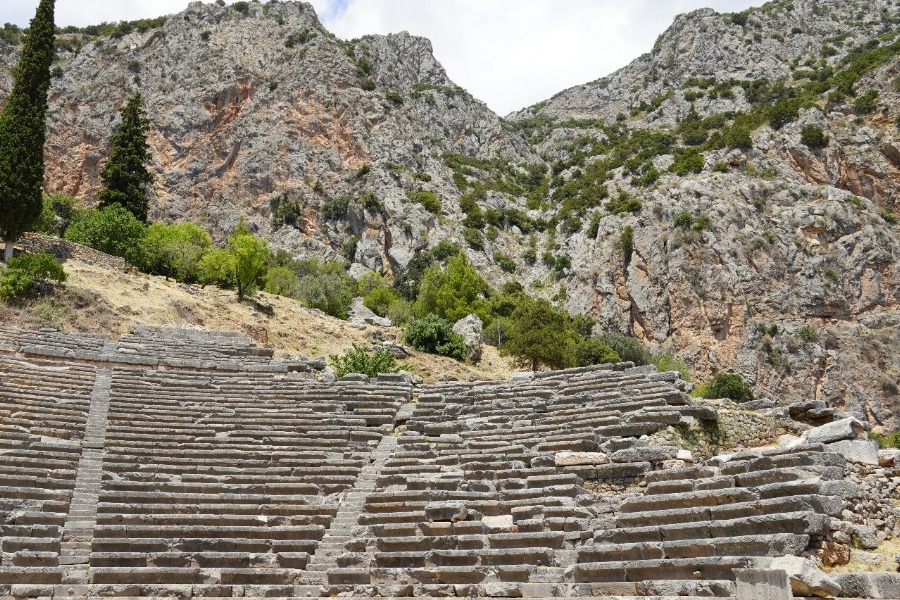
<box><xmin>0</xmin><ymin>0</ymin><xmax>56</xmax><ymax>262</ymax></box>
<box><xmin>98</xmin><ymin>92</ymin><xmax>153</xmax><ymax>222</ymax></box>
<box><xmin>228</xmin><ymin>226</ymin><xmax>268</xmax><ymax>301</ymax></box>
<box><xmin>501</xmin><ymin>296</ymin><xmax>577</xmax><ymax>371</ymax></box>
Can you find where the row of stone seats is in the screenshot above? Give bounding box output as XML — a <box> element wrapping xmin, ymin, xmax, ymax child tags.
<box><xmin>329</xmin><ymin>365</ymin><xmax>713</xmax><ymax>590</ymax></box>
<box><xmin>88</xmin><ymin>367</ymin><xmax>411</xmax><ymax>594</ymax></box>
<box><xmin>0</xmin><ymin>325</ymin><xmax>314</xmax><ymax>372</ymax></box>
<box><xmin>0</xmin><ymin>358</ymin><xmax>94</xmax><ymax>580</ymax></box>
<box><xmin>571</xmin><ymin>443</ymin><xmax>849</xmax><ymax>587</ymax></box>
<box><xmin>0</xmin><ymin>326</ymin><xmax>108</xmax><ymax>361</ymax></box>
<box><xmin>114</xmin><ymin>326</ymin><xmax>275</xmax><ymax>367</ymax></box>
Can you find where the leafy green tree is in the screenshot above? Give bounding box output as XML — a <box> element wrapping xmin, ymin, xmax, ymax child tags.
<box><xmin>98</xmin><ymin>92</ymin><xmax>153</xmax><ymax>222</ymax></box>
<box><xmin>264</xmin><ymin>266</ymin><xmax>301</xmax><ymax>297</ymax></box>
<box><xmin>140</xmin><ymin>222</ymin><xmax>212</xmax><ymax>282</ymax></box>
<box><xmin>364</xmin><ymin>286</ymin><xmax>400</xmax><ymax>317</ymax></box>
<box><xmin>404</xmin><ymin>314</ymin><xmax>469</xmax><ymax>361</ymax></box>
<box><xmin>296</xmin><ymin>269</ymin><xmax>355</xmax><ymax>318</ymax></box>
<box><xmin>32</xmin><ymin>193</ymin><xmax>76</xmax><ymax>236</ymax></box>
<box><xmin>414</xmin><ymin>253</ymin><xmax>490</xmax><ymax>322</ymax></box>
<box><xmin>229</xmin><ymin>230</ymin><xmax>269</xmax><ymax>301</ymax></box>
<box><xmin>0</xmin><ymin>0</ymin><xmax>56</xmax><ymax>261</ymax></box>
<box><xmin>65</xmin><ymin>204</ymin><xmax>146</xmax><ymax>264</ymax></box>
<box><xmin>329</xmin><ymin>343</ymin><xmax>400</xmax><ymax>378</ymax></box>
<box><xmin>0</xmin><ymin>251</ymin><xmax>66</xmax><ymax>303</ymax></box>
<box><xmin>598</xmin><ymin>332</ymin><xmax>652</xmax><ymax>366</ymax></box>
<box><xmin>501</xmin><ymin>296</ymin><xmax>577</xmax><ymax>371</ymax></box>
<box><xmin>574</xmin><ymin>338</ymin><xmax>621</xmax><ymax>367</ymax></box>
<box><xmin>197</xmin><ymin>248</ymin><xmax>236</xmax><ymax>288</ymax></box>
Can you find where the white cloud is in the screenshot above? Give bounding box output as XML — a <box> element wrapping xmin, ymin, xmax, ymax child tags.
<box><xmin>3</xmin><ymin>0</ymin><xmax>766</xmax><ymax>114</ymax></box>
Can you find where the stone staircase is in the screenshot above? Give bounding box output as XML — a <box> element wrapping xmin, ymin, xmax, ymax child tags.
<box><xmin>59</xmin><ymin>366</ymin><xmax>111</xmax><ymax>582</ymax></box>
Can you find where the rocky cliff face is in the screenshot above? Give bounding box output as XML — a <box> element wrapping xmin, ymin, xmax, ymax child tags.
<box><xmin>1</xmin><ymin>0</ymin><xmax>899</xmax><ymax>426</ymax></box>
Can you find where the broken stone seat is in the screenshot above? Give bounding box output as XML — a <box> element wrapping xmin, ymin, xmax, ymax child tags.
<box><xmin>87</xmin><ymin>566</ymin><xmax>304</xmax><ymax>585</ymax></box>
<box><xmin>88</xmin><ymin>550</ymin><xmax>309</xmax><ymax>570</ymax></box>
<box><xmin>568</xmin><ymin>555</ymin><xmax>766</xmax><ymax>583</ymax></box>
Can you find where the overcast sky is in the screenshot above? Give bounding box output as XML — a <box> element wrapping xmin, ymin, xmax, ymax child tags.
<box><xmin>3</xmin><ymin>0</ymin><xmax>766</xmax><ymax>115</ymax></box>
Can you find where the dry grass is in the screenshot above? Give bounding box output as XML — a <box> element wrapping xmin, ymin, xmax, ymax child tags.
<box><xmin>825</xmin><ymin>538</ymin><xmax>900</xmax><ymax>574</ymax></box>
<box><xmin>1</xmin><ymin>259</ymin><xmax>513</xmax><ymax>383</ymax></box>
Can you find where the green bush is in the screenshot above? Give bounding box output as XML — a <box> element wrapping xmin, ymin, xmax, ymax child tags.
<box><xmin>414</xmin><ymin>253</ymin><xmax>489</xmax><ymax>323</ymax></box>
<box><xmin>574</xmin><ymin>338</ymin><xmax>621</xmax><ymax>367</ymax></box>
<box><xmin>321</xmin><ymin>196</ymin><xmax>350</xmax><ymax>221</ymax></box>
<box><xmin>494</xmin><ymin>252</ymin><xmax>516</xmax><ymax>274</ymax></box>
<box><xmin>597</xmin><ymin>332</ymin><xmax>651</xmax><ymax>366</ymax></box>
<box><xmin>231</xmin><ymin>1</ymin><xmax>250</xmax><ymax>14</ymax></box>
<box><xmin>65</xmin><ymin>204</ymin><xmax>146</xmax><ymax>264</ymax></box>
<box><xmin>0</xmin><ymin>252</ymin><xmax>67</xmax><ymax>303</ymax></box>
<box><xmin>404</xmin><ymin>314</ymin><xmax>469</xmax><ymax>361</ymax></box>
<box><xmin>264</xmin><ymin>266</ymin><xmax>301</xmax><ymax>297</ymax></box>
<box><xmin>674</xmin><ymin>210</ymin><xmax>693</xmax><ymax>229</ymax></box>
<box><xmin>853</xmin><ymin>89</ymin><xmax>879</xmax><ymax>115</ymax></box>
<box><xmin>140</xmin><ymin>222</ymin><xmax>212</xmax><ymax>282</ymax></box>
<box><xmin>32</xmin><ymin>193</ymin><xmax>76</xmax><ymax>236</ymax></box>
<box><xmin>292</xmin><ymin>261</ymin><xmax>355</xmax><ymax>319</ymax></box>
<box><xmin>869</xmin><ymin>431</ymin><xmax>900</xmax><ymax>449</ymax></box>
<box><xmin>606</xmin><ymin>193</ymin><xmax>642</xmax><ymax>214</ymax></box>
<box><xmin>651</xmin><ymin>353</ymin><xmax>691</xmax><ymax>381</ymax></box>
<box><xmin>410</xmin><ymin>191</ymin><xmax>441</xmax><ymax>215</ymax></box>
<box><xmin>198</xmin><ymin>248</ymin><xmax>236</xmax><ymax>288</ymax></box>
<box><xmin>329</xmin><ymin>343</ymin><xmax>400</xmax><ymax>378</ymax></box>
<box><xmin>695</xmin><ymin>372</ymin><xmax>754</xmax><ymax>403</ymax></box>
<box><xmin>801</xmin><ymin>125</ymin><xmax>829</xmax><ymax>149</ymax></box>
<box><xmin>364</xmin><ymin>286</ymin><xmax>400</xmax><ymax>317</ymax></box>
<box><xmin>619</xmin><ymin>226</ymin><xmax>634</xmax><ymax>265</ymax></box>
<box><xmin>670</xmin><ymin>149</ymin><xmax>705</xmax><ymax>176</ymax></box>
<box><xmin>464</xmin><ymin>227</ymin><xmax>484</xmax><ymax>250</ymax></box>
<box><xmin>797</xmin><ymin>325</ymin><xmax>819</xmax><ymax>343</ymax></box>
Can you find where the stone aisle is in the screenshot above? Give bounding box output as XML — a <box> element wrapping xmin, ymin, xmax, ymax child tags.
<box><xmin>303</xmin><ymin>402</ymin><xmax>415</xmax><ymax>586</ymax></box>
<box><xmin>59</xmin><ymin>365</ymin><xmax>112</xmax><ymax>584</ymax></box>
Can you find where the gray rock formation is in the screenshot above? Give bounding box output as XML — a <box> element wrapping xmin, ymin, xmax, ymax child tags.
<box><xmin>452</xmin><ymin>314</ymin><xmax>483</xmax><ymax>363</ymax></box>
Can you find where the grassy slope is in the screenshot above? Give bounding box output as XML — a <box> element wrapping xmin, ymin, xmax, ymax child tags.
<box><xmin>1</xmin><ymin>259</ymin><xmax>513</xmax><ymax>383</ymax></box>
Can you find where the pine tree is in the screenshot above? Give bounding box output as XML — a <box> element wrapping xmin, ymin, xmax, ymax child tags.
<box><xmin>98</xmin><ymin>92</ymin><xmax>153</xmax><ymax>222</ymax></box>
<box><xmin>0</xmin><ymin>0</ymin><xmax>55</xmax><ymax>262</ymax></box>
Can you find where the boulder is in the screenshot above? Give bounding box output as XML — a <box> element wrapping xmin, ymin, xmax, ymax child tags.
<box><xmin>821</xmin><ymin>542</ymin><xmax>850</xmax><ymax>567</ymax></box>
<box><xmin>452</xmin><ymin>314</ymin><xmax>483</xmax><ymax>362</ymax></box>
<box><xmin>827</xmin><ymin>439</ymin><xmax>879</xmax><ymax>465</ymax></box>
<box><xmin>349</xmin><ymin>297</ymin><xmax>393</xmax><ymax>327</ymax></box>
<box><xmin>770</xmin><ymin>555</ymin><xmax>842</xmax><ymax>598</ymax></box>
<box><xmin>807</xmin><ymin>417</ymin><xmax>866</xmax><ymax>444</ymax></box>
<box><xmin>877</xmin><ymin>448</ymin><xmax>900</xmax><ymax>467</ymax></box>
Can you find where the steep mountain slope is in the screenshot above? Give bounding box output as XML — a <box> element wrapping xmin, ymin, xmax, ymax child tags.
<box><xmin>1</xmin><ymin>0</ymin><xmax>899</xmax><ymax>426</ymax></box>
<box><xmin>0</xmin><ymin>0</ymin><xmax>533</xmax><ymax>271</ymax></box>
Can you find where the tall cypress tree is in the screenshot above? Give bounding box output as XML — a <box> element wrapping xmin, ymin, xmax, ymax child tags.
<box><xmin>98</xmin><ymin>92</ymin><xmax>153</xmax><ymax>222</ymax></box>
<box><xmin>0</xmin><ymin>0</ymin><xmax>55</xmax><ymax>262</ymax></box>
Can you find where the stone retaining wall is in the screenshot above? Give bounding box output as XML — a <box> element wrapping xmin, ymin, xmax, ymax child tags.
<box><xmin>19</xmin><ymin>232</ymin><xmax>128</xmax><ymax>270</ymax></box>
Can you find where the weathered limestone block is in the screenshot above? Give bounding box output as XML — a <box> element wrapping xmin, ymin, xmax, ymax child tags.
<box><xmin>770</xmin><ymin>555</ymin><xmax>842</xmax><ymax>598</ymax></box>
<box><xmin>807</xmin><ymin>417</ymin><xmax>866</xmax><ymax>444</ymax></box>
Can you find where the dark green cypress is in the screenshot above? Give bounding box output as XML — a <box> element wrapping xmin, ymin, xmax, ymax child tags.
<box><xmin>0</xmin><ymin>0</ymin><xmax>55</xmax><ymax>261</ymax></box>
<box><xmin>98</xmin><ymin>92</ymin><xmax>153</xmax><ymax>223</ymax></box>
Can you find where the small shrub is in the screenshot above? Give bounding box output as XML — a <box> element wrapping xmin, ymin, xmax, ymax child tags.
<box><xmin>574</xmin><ymin>338</ymin><xmax>621</xmax><ymax>367</ymax></box>
<box><xmin>410</xmin><ymin>191</ymin><xmax>441</xmax><ymax>215</ymax></box>
<box><xmin>696</xmin><ymin>372</ymin><xmax>754</xmax><ymax>403</ymax></box>
<box><xmin>674</xmin><ymin>210</ymin><xmax>693</xmax><ymax>229</ymax></box>
<box><xmin>801</xmin><ymin>125</ymin><xmax>829</xmax><ymax>150</ymax></box>
<box><xmin>404</xmin><ymin>314</ymin><xmax>469</xmax><ymax>361</ymax></box>
<box><xmin>853</xmin><ymin>90</ymin><xmax>879</xmax><ymax>115</ymax></box>
<box><xmin>598</xmin><ymin>332</ymin><xmax>651</xmax><ymax>366</ymax></box>
<box><xmin>713</xmin><ymin>161</ymin><xmax>729</xmax><ymax>173</ymax></box>
<box><xmin>386</xmin><ymin>90</ymin><xmax>403</xmax><ymax>104</ymax></box>
<box><xmin>464</xmin><ymin>227</ymin><xmax>484</xmax><ymax>250</ymax></box>
<box><xmin>494</xmin><ymin>252</ymin><xmax>516</xmax><ymax>274</ymax></box>
<box><xmin>797</xmin><ymin>325</ymin><xmax>819</xmax><ymax>343</ymax></box>
<box><xmin>329</xmin><ymin>344</ymin><xmax>400</xmax><ymax>378</ymax></box>
<box><xmin>363</xmin><ymin>286</ymin><xmax>399</xmax><ymax>317</ymax></box>
<box><xmin>361</xmin><ymin>192</ymin><xmax>383</xmax><ymax>214</ymax></box>
<box><xmin>651</xmin><ymin>353</ymin><xmax>691</xmax><ymax>381</ymax></box>
<box><xmin>231</xmin><ymin>1</ymin><xmax>250</xmax><ymax>14</ymax></box>
<box><xmin>0</xmin><ymin>252</ymin><xmax>67</xmax><ymax>303</ymax></box>
<box><xmin>619</xmin><ymin>226</ymin><xmax>634</xmax><ymax>265</ymax></box>
<box><xmin>523</xmin><ymin>247</ymin><xmax>537</xmax><ymax>265</ymax></box>
<box><xmin>670</xmin><ymin>149</ymin><xmax>705</xmax><ymax>176</ymax></box>
<box><xmin>361</xmin><ymin>78</ymin><xmax>376</xmax><ymax>91</ymax></box>
<box><xmin>869</xmin><ymin>431</ymin><xmax>900</xmax><ymax>449</ymax></box>
<box><xmin>321</xmin><ymin>196</ymin><xmax>350</xmax><ymax>221</ymax></box>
